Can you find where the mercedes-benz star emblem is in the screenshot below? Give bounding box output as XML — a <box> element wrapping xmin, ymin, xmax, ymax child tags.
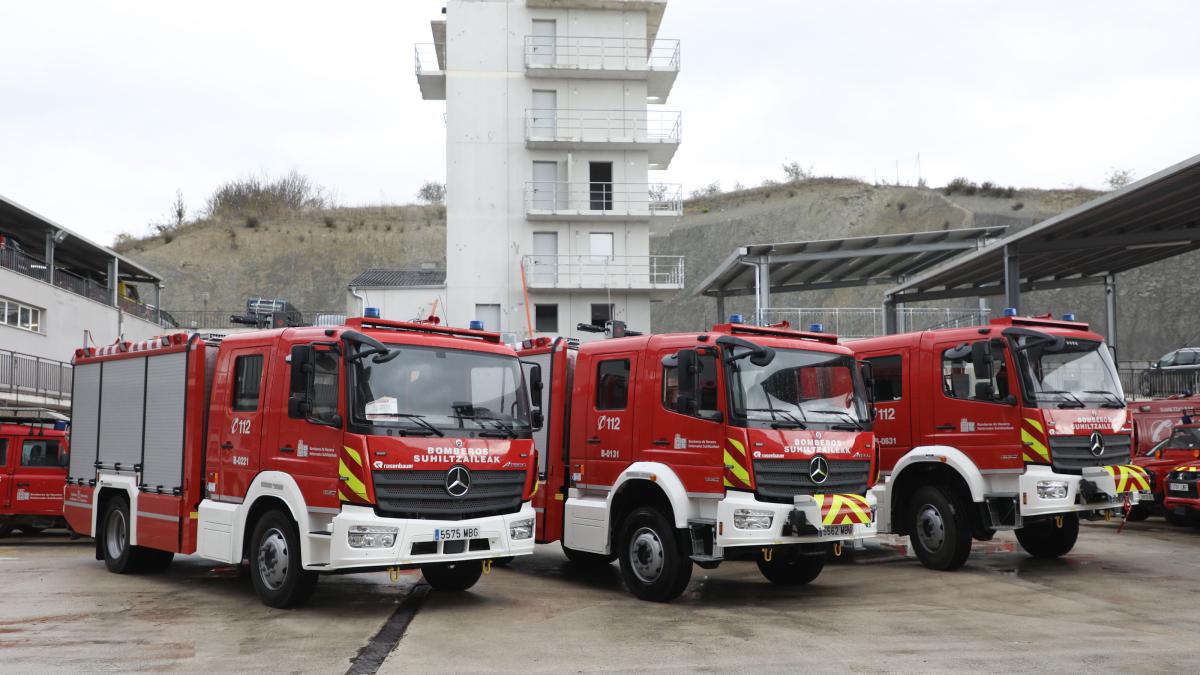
<box><xmin>445</xmin><ymin>465</ymin><xmax>471</xmax><ymax>497</ymax></box>
<box><xmin>809</xmin><ymin>456</ymin><xmax>830</xmax><ymax>485</ymax></box>
<box><xmin>1089</xmin><ymin>431</ymin><xmax>1106</xmax><ymax>457</ymax></box>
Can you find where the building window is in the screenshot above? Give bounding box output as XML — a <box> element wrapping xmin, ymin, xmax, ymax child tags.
<box><xmin>22</xmin><ymin>439</ymin><xmax>62</xmax><ymax>467</ymax></box>
<box><xmin>0</xmin><ymin>296</ymin><xmax>43</xmax><ymax>334</ymax></box>
<box><xmin>535</xmin><ymin>304</ymin><xmax>558</xmax><ymax>333</ymax></box>
<box><xmin>865</xmin><ymin>355</ymin><xmax>903</xmax><ymax>402</ymax></box>
<box><xmin>595</xmin><ymin>359</ymin><xmax>630</xmax><ymax>410</ymax></box>
<box><xmin>232</xmin><ymin>355</ymin><xmax>264</xmax><ymax>412</ymax></box>
<box><xmin>589</xmin><ymin>232</ymin><xmax>614</xmax><ymax>261</ymax></box>
<box><xmin>590</xmin><ymin>303</ymin><xmax>614</xmax><ymax>328</ymax></box>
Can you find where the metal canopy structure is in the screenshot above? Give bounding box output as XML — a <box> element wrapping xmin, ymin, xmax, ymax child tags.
<box><xmin>693</xmin><ymin>227</ymin><xmax>1006</xmax><ymax>321</ymax></box>
<box><xmin>886</xmin><ymin>153</ymin><xmax>1200</xmax><ymax>350</ymax></box>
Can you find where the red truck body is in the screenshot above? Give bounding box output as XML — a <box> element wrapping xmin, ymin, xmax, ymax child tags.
<box><xmin>522</xmin><ymin>322</ymin><xmax>877</xmax><ymax>601</ymax></box>
<box><xmin>853</xmin><ymin>314</ymin><xmax>1150</xmax><ymax>569</ymax></box>
<box><xmin>0</xmin><ymin>414</ymin><xmax>69</xmax><ymax>535</ymax></box>
<box><xmin>1162</xmin><ymin>460</ymin><xmax>1200</xmax><ymax>524</ymax></box>
<box><xmin>1129</xmin><ymin>395</ymin><xmax>1200</xmax><ymax>454</ymax></box>
<box><xmin>1130</xmin><ymin>421</ymin><xmax>1200</xmax><ymax>517</ymax></box>
<box><xmin>65</xmin><ymin>319</ymin><xmax>538</xmax><ymax>606</ymax></box>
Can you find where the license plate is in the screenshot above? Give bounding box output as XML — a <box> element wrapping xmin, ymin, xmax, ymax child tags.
<box><xmin>433</xmin><ymin>527</ymin><xmax>479</xmax><ymax>541</ymax></box>
<box><xmin>819</xmin><ymin>524</ymin><xmax>854</xmax><ymax>537</ymax></box>
<box><xmin>1169</xmin><ymin>482</ymin><xmax>1187</xmax><ymax>492</ymax></box>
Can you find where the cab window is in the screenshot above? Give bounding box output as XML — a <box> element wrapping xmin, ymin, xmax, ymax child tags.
<box><xmin>941</xmin><ymin>343</ymin><xmax>1009</xmax><ymax>402</ymax></box>
<box><xmin>866</xmin><ymin>355</ymin><xmax>902</xmax><ymax>402</ymax></box>
<box><xmin>21</xmin><ymin>439</ymin><xmax>61</xmax><ymax>467</ymax></box>
<box><xmin>595</xmin><ymin>359</ymin><xmax>630</xmax><ymax>410</ymax></box>
<box><xmin>309</xmin><ymin>351</ymin><xmax>340</xmax><ymax>423</ymax></box>
<box><xmin>662</xmin><ymin>352</ymin><xmax>720</xmax><ymax>418</ymax></box>
<box><xmin>232</xmin><ymin>355</ymin><xmax>264</xmax><ymax>412</ymax></box>
<box><xmin>0</xmin><ymin>439</ymin><xmax>7</xmax><ymax>466</ymax></box>
<box><xmin>1166</xmin><ymin>427</ymin><xmax>1200</xmax><ymax>450</ymax></box>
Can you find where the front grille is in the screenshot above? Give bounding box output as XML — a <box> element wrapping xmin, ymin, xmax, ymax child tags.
<box><xmin>373</xmin><ymin>469</ymin><xmax>525</xmax><ymax>521</ymax></box>
<box><xmin>752</xmin><ymin>459</ymin><xmax>870</xmax><ymax>503</ymax></box>
<box><xmin>1048</xmin><ymin>434</ymin><xmax>1131</xmax><ymax>474</ymax></box>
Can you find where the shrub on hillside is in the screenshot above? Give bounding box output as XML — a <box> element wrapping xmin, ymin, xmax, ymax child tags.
<box><xmin>206</xmin><ymin>170</ymin><xmax>333</xmax><ymax>217</ymax></box>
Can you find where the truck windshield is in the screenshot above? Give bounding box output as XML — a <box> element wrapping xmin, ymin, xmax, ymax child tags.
<box><xmin>1013</xmin><ymin>337</ymin><xmax>1125</xmax><ymax>409</ymax></box>
<box><xmin>727</xmin><ymin>348</ymin><xmax>869</xmax><ymax>429</ymax></box>
<box><xmin>350</xmin><ymin>344</ymin><xmax>532</xmax><ymax>437</ymax></box>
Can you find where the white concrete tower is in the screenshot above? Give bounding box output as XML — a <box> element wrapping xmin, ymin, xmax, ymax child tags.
<box><xmin>416</xmin><ymin>0</ymin><xmax>683</xmax><ymax>340</ymax></box>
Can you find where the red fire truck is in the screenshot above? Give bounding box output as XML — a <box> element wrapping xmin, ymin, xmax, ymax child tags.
<box><xmin>520</xmin><ymin>321</ymin><xmax>877</xmax><ymax>602</ymax></box>
<box><xmin>853</xmin><ymin>313</ymin><xmax>1151</xmax><ymax>570</ymax></box>
<box><xmin>1129</xmin><ymin>420</ymin><xmax>1200</xmax><ymax>522</ymax></box>
<box><xmin>63</xmin><ymin>317</ymin><xmax>539</xmax><ymax>607</ymax></box>
<box><xmin>1162</xmin><ymin>460</ymin><xmax>1200</xmax><ymax>524</ymax></box>
<box><xmin>1130</xmin><ymin>394</ymin><xmax>1200</xmax><ymax>454</ymax></box>
<box><xmin>1</xmin><ymin>408</ymin><xmax>69</xmax><ymax>536</ymax></box>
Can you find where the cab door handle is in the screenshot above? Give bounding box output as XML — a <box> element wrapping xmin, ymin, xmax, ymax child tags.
<box><xmin>652</xmin><ymin>438</ymin><xmax>670</xmax><ymax>446</ymax></box>
<box><xmin>279</xmin><ymin>446</ymin><xmax>295</xmax><ymax>453</ymax></box>
<box><xmin>16</xmin><ymin>482</ymin><xmax>30</xmax><ymax>488</ymax></box>
<box><xmin>586</xmin><ymin>436</ymin><xmax>601</xmax><ymax>445</ymax></box>
<box><xmin>935</xmin><ymin>424</ymin><xmax>955</xmax><ymax>431</ymax></box>
<box><xmin>220</xmin><ymin>441</ymin><xmax>234</xmax><ymax>449</ymax></box>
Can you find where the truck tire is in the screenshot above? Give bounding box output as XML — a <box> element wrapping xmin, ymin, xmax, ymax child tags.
<box><xmin>421</xmin><ymin>560</ymin><xmax>484</xmax><ymax>592</ymax></box>
<box><xmin>561</xmin><ymin>543</ymin><xmax>617</xmax><ymax>568</ymax></box>
<box><xmin>616</xmin><ymin>507</ymin><xmax>692</xmax><ymax>602</ymax></box>
<box><xmin>249</xmin><ymin>509</ymin><xmax>319</xmax><ymax>608</ymax></box>
<box><xmin>1015</xmin><ymin>513</ymin><xmax>1079</xmax><ymax>559</ymax></box>
<box><xmin>101</xmin><ymin>496</ymin><xmax>139</xmax><ymax>573</ymax></box>
<box><xmin>757</xmin><ymin>546</ymin><xmax>825</xmax><ymax>586</ymax></box>
<box><xmin>908</xmin><ymin>485</ymin><xmax>972</xmax><ymax>571</ymax></box>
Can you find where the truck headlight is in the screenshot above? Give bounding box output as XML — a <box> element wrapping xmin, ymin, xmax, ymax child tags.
<box><xmin>509</xmin><ymin>518</ymin><xmax>534</xmax><ymax>540</ymax></box>
<box><xmin>1037</xmin><ymin>481</ymin><xmax>1069</xmax><ymax>500</ymax></box>
<box><xmin>348</xmin><ymin>525</ymin><xmax>398</xmax><ymax>549</ymax></box>
<box><xmin>733</xmin><ymin>509</ymin><xmax>774</xmax><ymax>530</ymax></box>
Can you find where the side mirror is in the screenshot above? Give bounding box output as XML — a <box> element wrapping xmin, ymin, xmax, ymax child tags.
<box><xmin>749</xmin><ymin>346</ymin><xmax>776</xmax><ymax>367</ymax></box>
<box><xmin>530</xmin><ymin>409</ymin><xmax>544</xmax><ymax>430</ymax></box>
<box><xmin>971</xmin><ymin>341</ymin><xmax>994</xmax><ymax>380</ymax></box>
<box><xmin>1004</xmin><ymin>394</ymin><xmax>1018</xmax><ymax>405</ymax></box>
<box><xmin>528</xmin><ymin>364</ymin><xmax>544</xmax><ymax>408</ymax></box>
<box><xmin>676</xmin><ymin>349</ymin><xmax>698</xmax><ymax>414</ymax></box>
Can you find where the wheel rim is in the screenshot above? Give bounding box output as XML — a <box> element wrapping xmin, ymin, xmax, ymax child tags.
<box><xmin>105</xmin><ymin>508</ymin><xmax>127</xmax><ymax>559</ymax></box>
<box><xmin>628</xmin><ymin>526</ymin><xmax>665</xmax><ymax>584</ymax></box>
<box><xmin>916</xmin><ymin>503</ymin><xmax>946</xmax><ymax>552</ymax></box>
<box><xmin>257</xmin><ymin>527</ymin><xmax>290</xmax><ymax>591</ymax></box>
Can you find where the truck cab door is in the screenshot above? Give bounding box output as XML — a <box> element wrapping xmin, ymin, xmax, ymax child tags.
<box><xmin>215</xmin><ymin>347</ymin><xmax>270</xmax><ymax>502</ymax></box>
<box><xmin>646</xmin><ymin>347</ymin><xmax>725</xmax><ymax>490</ymax></box>
<box><xmin>15</xmin><ymin>437</ymin><xmax>66</xmax><ymax>516</ymax></box>
<box><xmin>0</xmin><ymin>438</ymin><xmax>10</xmax><ymax>510</ymax></box>
<box><xmin>863</xmin><ymin>354</ymin><xmax>910</xmax><ymax>473</ymax></box>
<box><xmin>927</xmin><ymin>338</ymin><xmax>1022</xmax><ymax>469</ymax></box>
<box><xmin>583</xmin><ymin>353</ymin><xmax>638</xmax><ymax>488</ymax></box>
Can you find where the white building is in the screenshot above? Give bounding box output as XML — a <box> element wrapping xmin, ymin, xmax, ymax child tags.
<box><xmin>410</xmin><ymin>0</ymin><xmax>684</xmax><ymax>341</ymax></box>
<box><xmin>0</xmin><ymin>195</ymin><xmax>170</xmax><ymax>409</ymax></box>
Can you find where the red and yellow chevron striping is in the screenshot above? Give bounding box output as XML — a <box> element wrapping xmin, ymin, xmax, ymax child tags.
<box><xmin>723</xmin><ymin>438</ymin><xmax>752</xmax><ymax>489</ymax></box>
<box><xmin>338</xmin><ymin>445</ymin><xmax>372</xmax><ymax>504</ymax></box>
<box><xmin>1021</xmin><ymin>417</ymin><xmax>1051</xmax><ymax>464</ymax></box>
<box><xmin>1103</xmin><ymin>464</ymin><xmax>1150</xmax><ymax>493</ymax></box>
<box><xmin>813</xmin><ymin>493</ymin><xmax>873</xmax><ymax>526</ymax></box>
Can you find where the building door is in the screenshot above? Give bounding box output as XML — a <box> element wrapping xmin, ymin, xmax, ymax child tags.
<box><xmin>589</xmin><ymin>162</ymin><xmax>613</xmax><ymax>211</ymax></box>
<box><xmin>532</xmin><ymin>161</ymin><xmax>558</xmax><ymax>210</ymax></box>
<box><xmin>531</xmin><ymin>19</ymin><xmax>556</xmax><ymax>66</ymax></box>
<box><xmin>475</xmin><ymin>304</ymin><xmax>501</xmax><ymax>333</ymax></box>
<box><xmin>531</xmin><ymin>90</ymin><xmax>557</xmax><ymax>138</ymax></box>
<box><xmin>532</xmin><ymin>231</ymin><xmax>558</xmax><ymax>284</ymax></box>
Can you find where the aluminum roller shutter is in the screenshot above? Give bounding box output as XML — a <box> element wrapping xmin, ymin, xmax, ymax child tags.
<box><xmin>69</xmin><ymin>362</ymin><xmax>102</xmax><ymax>481</ymax></box>
<box><xmin>97</xmin><ymin>357</ymin><xmax>146</xmax><ymax>469</ymax></box>
<box><xmin>141</xmin><ymin>352</ymin><xmax>188</xmax><ymax>491</ymax></box>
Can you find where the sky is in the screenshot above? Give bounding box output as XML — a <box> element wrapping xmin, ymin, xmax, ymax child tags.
<box><xmin>1</xmin><ymin>0</ymin><xmax>1198</xmax><ymax>247</ymax></box>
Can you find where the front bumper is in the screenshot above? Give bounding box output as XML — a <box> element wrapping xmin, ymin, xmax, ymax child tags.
<box><xmin>319</xmin><ymin>503</ymin><xmax>536</xmax><ymax>571</ymax></box>
<box><xmin>715</xmin><ymin>490</ymin><xmax>876</xmax><ymax>548</ymax></box>
<box><xmin>1018</xmin><ymin>464</ymin><xmax>1150</xmax><ymax>518</ymax></box>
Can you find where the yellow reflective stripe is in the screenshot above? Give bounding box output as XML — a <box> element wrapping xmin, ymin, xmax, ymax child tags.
<box><xmin>343</xmin><ymin>446</ymin><xmax>363</xmax><ymax>467</ymax></box>
<box><xmin>1024</xmin><ymin>417</ymin><xmax>1044</xmax><ymax>433</ymax></box>
<box><xmin>339</xmin><ymin>459</ymin><xmax>368</xmax><ymax>499</ymax></box>
<box><xmin>338</xmin><ymin>489</ymin><xmax>349</xmax><ymax>502</ymax></box>
<box><xmin>723</xmin><ymin>449</ymin><xmax>750</xmax><ymax>485</ymax></box>
<box><xmin>723</xmin><ymin>477</ymin><xmax>735</xmax><ymax>488</ymax></box>
<box><xmin>1020</xmin><ymin>429</ymin><xmax>1050</xmax><ymax>462</ymax></box>
<box><xmin>727</xmin><ymin>437</ymin><xmax>747</xmax><ymax>456</ymax></box>
<box><xmin>841</xmin><ymin>499</ymin><xmax>871</xmax><ymax>524</ymax></box>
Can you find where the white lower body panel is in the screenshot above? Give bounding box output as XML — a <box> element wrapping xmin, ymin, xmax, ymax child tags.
<box><xmin>715</xmin><ymin>490</ymin><xmax>877</xmax><ymax>548</ymax></box>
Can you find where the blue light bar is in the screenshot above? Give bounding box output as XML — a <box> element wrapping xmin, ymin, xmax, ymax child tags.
<box><xmin>1003</xmin><ymin>307</ymin><xmax>1018</xmax><ymax>317</ymax></box>
<box><xmin>469</xmin><ymin>320</ymin><xmax>484</xmax><ymax>330</ymax></box>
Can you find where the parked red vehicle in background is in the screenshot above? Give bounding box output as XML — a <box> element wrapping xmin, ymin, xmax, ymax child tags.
<box><xmin>1162</xmin><ymin>460</ymin><xmax>1200</xmax><ymax>525</ymax></box>
<box><xmin>521</xmin><ymin>320</ymin><xmax>877</xmax><ymax>602</ymax></box>
<box><xmin>1129</xmin><ymin>421</ymin><xmax>1200</xmax><ymax>522</ymax></box>
<box><xmin>0</xmin><ymin>408</ymin><xmax>69</xmax><ymax>537</ymax></box>
<box><xmin>1130</xmin><ymin>394</ymin><xmax>1200</xmax><ymax>454</ymax></box>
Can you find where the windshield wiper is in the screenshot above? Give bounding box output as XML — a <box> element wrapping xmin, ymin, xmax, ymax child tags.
<box><xmin>1037</xmin><ymin>390</ymin><xmax>1086</xmax><ymax>409</ymax></box>
<box><xmin>1084</xmin><ymin>390</ymin><xmax>1126</xmax><ymax>408</ymax></box>
<box><xmin>475</xmin><ymin>413</ymin><xmax>519</xmax><ymax>438</ymax></box>
<box><xmin>744</xmin><ymin>407</ymin><xmax>807</xmax><ymax>429</ymax></box>
<box><xmin>808</xmin><ymin>409</ymin><xmax>865</xmax><ymax>430</ymax></box>
<box><xmin>370</xmin><ymin>412</ymin><xmax>444</xmax><ymax>436</ymax></box>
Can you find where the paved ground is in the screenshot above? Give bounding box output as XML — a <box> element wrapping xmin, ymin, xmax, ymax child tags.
<box><xmin>2</xmin><ymin>519</ymin><xmax>1198</xmax><ymax>674</ymax></box>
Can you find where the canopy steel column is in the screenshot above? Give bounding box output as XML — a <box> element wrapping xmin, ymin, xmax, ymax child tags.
<box><xmin>883</xmin><ymin>297</ymin><xmax>898</xmax><ymax>335</ymax></box>
<box><xmin>715</xmin><ymin>295</ymin><xmax>726</xmax><ymax>324</ymax></box>
<box><xmin>755</xmin><ymin>258</ymin><xmax>771</xmax><ymax>323</ymax></box>
<box><xmin>1105</xmin><ymin>274</ymin><xmax>1118</xmax><ymax>355</ymax></box>
<box><xmin>1003</xmin><ymin>245</ymin><xmax>1020</xmax><ymax>312</ymax></box>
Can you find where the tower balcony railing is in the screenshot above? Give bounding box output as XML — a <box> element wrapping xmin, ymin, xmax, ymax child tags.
<box><xmin>525</xmin><ymin>108</ymin><xmax>681</xmax><ymax>143</ymax></box>
<box><xmin>522</xmin><ymin>254</ymin><xmax>684</xmax><ymax>291</ymax></box>
<box><xmin>525</xmin><ymin>182</ymin><xmax>682</xmax><ymax>219</ymax></box>
<box><xmin>413</xmin><ymin>43</ymin><xmax>442</xmax><ymax>74</ymax></box>
<box><xmin>414</xmin><ymin>43</ymin><xmax>446</xmax><ymax>100</ymax></box>
<box><xmin>524</xmin><ymin>36</ymin><xmax>679</xmax><ymax>71</ymax></box>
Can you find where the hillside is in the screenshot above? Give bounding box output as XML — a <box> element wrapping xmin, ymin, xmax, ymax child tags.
<box><xmin>117</xmin><ymin>182</ymin><xmax>1200</xmax><ymax>360</ymax></box>
<box><xmin>115</xmin><ymin>204</ymin><xmax>445</xmax><ymax>314</ymax></box>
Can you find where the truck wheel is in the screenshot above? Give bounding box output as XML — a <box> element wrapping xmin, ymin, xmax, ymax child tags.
<box><xmin>757</xmin><ymin>546</ymin><xmax>825</xmax><ymax>586</ymax></box>
<box><xmin>561</xmin><ymin>543</ymin><xmax>617</xmax><ymax>568</ymax></box>
<box><xmin>0</xmin><ymin>525</ymin><xmax>12</xmax><ymax>538</ymax></box>
<box><xmin>1015</xmin><ymin>513</ymin><xmax>1079</xmax><ymax>559</ymax></box>
<box><xmin>617</xmin><ymin>507</ymin><xmax>692</xmax><ymax>602</ymax></box>
<box><xmin>908</xmin><ymin>485</ymin><xmax>972</xmax><ymax>571</ymax></box>
<box><xmin>101</xmin><ymin>496</ymin><xmax>139</xmax><ymax>573</ymax></box>
<box><xmin>249</xmin><ymin>509</ymin><xmax>319</xmax><ymax>608</ymax></box>
<box><xmin>421</xmin><ymin>560</ymin><xmax>484</xmax><ymax>592</ymax></box>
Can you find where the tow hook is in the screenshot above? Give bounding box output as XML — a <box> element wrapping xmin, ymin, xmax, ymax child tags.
<box><xmin>832</xmin><ymin>542</ymin><xmax>843</xmax><ymax>557</ymax></box>
<box><xmin>483</xmin><ymin>559</ymin><xmax>493</xmax><ymax>574</ymax></box>
<box><xmin>388</xmin><ymin>566</ymin><xmax>402</xmax><ymax>582</ymax></box>
<box><xmin>761</xmin><ymin>547</ymin><xmax>773</xmax><ymax>562</ymax></box>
